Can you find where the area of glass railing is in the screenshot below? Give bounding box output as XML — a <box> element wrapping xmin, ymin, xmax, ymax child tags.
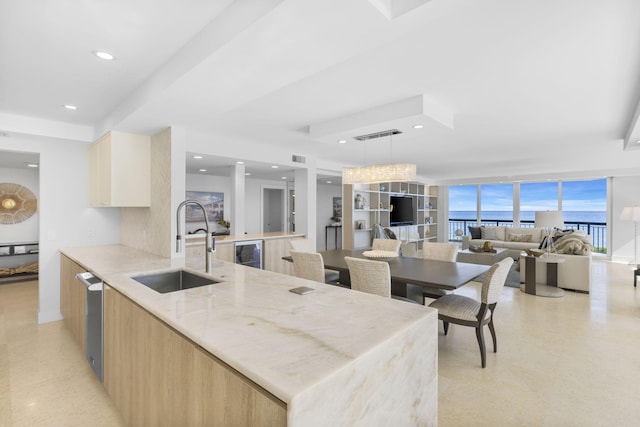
<box><xmin>448</xmin><ymin>219</ymin><xmax>607</xmax><ymax>254</ymax></box>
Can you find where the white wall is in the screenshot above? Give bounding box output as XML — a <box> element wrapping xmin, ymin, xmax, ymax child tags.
<box><xmin>316</xmin><ymin>183</ymin><xmax>342</xmax><ymax>251</ymax></box>
<box><xmin>0</xmin><ymin>167</ymin><xmax>39</xmax><ymax>243</ymax></box>
<box><xmin>610</xmin><ymin>175</ymin><xmax>640</xmax><ymax>264</ymax></box>
<box><xmin>0</xmin><ymin>136</ymin><xmax>120</xmax><ymax>323</ymax></box>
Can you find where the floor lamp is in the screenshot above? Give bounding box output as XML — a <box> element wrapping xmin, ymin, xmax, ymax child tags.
<box><xmin>535</xmin><ymin>210</ymin><xmax>564</xmax><ymax>259</ymax></box>
<box><xmin>620</xmin><ymin>206</ymin><xmax>640</xmax><ymax>270</ymax></box>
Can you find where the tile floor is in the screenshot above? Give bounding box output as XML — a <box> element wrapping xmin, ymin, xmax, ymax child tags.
<box><xmin>0</xmin><ymin>258</ymin><xmax>639</xmax><ymax>426</ymax></box>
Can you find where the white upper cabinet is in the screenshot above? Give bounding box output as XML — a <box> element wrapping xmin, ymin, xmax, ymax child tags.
<box><xmin>88</xmin><ymin>131</ymin><xmax>151</xmax><ymax>207</ymax></box>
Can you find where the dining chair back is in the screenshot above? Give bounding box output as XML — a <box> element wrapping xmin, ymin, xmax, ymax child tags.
<box><xmin>344</xmin><ymin>256</ymin><xmax>391</xmax><ymax>298</ymax></box>
<box><xmin>421</xmin><ymin>242</ymin><xmax>458</xmax><ymax>262</ymax></box>
<box><xmin>371</xmin><ymin>238</ymin><xmax>402</xmax><ymax>254</ymax></box>
<box><xmin>290</xmin><ymin>250</ymin><xmax>326</xmax><ymax>283</ymax></box>
<box><xmin>289</xmin><ymin>238</ymin><xmax>315</xmax><ymax>252</ymax></box>
<box><xmin>428</xmin><ymin>257</ymin><xmax>514</xmax><ymax>368</ymax></box>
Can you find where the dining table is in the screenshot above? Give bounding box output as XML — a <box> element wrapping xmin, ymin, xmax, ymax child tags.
<box><xmin>318</xmin><ymin>249</ymin><xmax>490</xmax><ymax>302</ymax></box>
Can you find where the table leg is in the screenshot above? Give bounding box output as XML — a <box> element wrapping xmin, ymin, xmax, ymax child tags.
<box><xmin>547</xmin><ymin>262</ymin><xmax>558</xmax><ymax>287</ymax></box>
<box><xmin>524</xmin><ymin>256</ymin><xmax>536</xmax><ymax>295</ymax></box>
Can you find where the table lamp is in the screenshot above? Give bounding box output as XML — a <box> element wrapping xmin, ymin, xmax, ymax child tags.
<box><xmin>535</xmin><ymin>210</ymin><xmax>564</xmax><ymax>258</ymax></box>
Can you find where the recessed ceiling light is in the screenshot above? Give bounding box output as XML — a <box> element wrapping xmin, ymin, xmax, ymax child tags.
<box><xmin>413</xmin><ymin>124</ymin><xmax>424</xmax><ymax>129</ymax></box>
<box><xmin>338</xmin><ymin>140</ymin><xmax>347</xmax><ymax>144</ymax></box>
<box><xmin>281</xmin><ymin>176</ymin><xmax>287</xmax><ymax>180</ymax></box>
<box><xmin>193</xmin><ymin>155</ymin><xmax>203</xmax><ymax>159</ymax></box>
<box><xmin>245</xmin><ymin>172</ymin><xmax>251</xmax><ymax>176</ymax></box>
<box><xmin>199</xmin><ymin>169</ymin><xmax>207</xmax><ymax>172</ymax></box>
<box><xmin>635</xmin><ymin>139</ymin><xmax>640</xmax><ymax>144</ymax></box>
<box><xmin>93</xmin><ymin>50</ymin><xmax>115</xmax><ymax>61</ymax></box>
<box><xmin>271</xmin><ymin>165</ymin><xmax>278</xmax><ymax>169</ymax></box>
<box><xmin>27</xmin><ymin>163</ymin><xmax>39</xmax><ymax>168</ymax></box>
<box><xmin>326</xmin><ymin>181</ymin><xmax>332</xmax><ymax>184</ymax></box>
<box><xmin>236</xmin><ymin>161</ymin><xmax>244</xmax><ymax>164</ymax></box>
<box><xmin>64</xmin><ymin>104</ymin><xmax>78</xmax><ymax>110</ymax></box>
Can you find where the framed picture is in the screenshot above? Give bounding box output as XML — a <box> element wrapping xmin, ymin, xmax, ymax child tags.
<box><xmin>333</xmin><ymin>197</ymin><xmax>342</xmax><ymax>220</ymax></box>
<box><xmin>185</xmin><ymin>191</ymin><xmax>224</xmax><ymax>222</ymax></box>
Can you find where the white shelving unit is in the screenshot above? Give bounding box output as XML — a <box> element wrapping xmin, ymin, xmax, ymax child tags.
<box><xmin>343</xmin><ymin>182</ymin><xmax>439</xmax><ymax>250</ymax></box>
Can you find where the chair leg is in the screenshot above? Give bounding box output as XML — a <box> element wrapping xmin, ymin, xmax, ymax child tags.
<box><xmin>475</xmin><ymin>326</ymin><xmax>487</xmax><ymax>368</ymax></box>
<box><xmin>488</xmin><ymin>318</ymin><xmax>497</xmax><ymax>353</ymax></box>
<box><xmin>443</xmin><ymin>321</ymin><xmax>449</xmax><ymax>336</ymax></box>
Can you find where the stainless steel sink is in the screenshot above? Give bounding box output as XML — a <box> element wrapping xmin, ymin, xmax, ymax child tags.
<box><xmin>131</xmin><ymin>269</ymin><xmax>219</xmax><ymax>294</ymax></box>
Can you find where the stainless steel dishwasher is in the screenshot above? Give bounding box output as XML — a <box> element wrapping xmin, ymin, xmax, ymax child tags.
<box><xmin>76</xmin><ymin>272</ymin><xmax>103</xmax><ymax>382</ymax></box>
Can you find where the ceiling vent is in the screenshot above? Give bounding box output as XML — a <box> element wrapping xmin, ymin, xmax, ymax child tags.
<box><xmin>353</xmin><ymin>129</ymin><xmax>402</xmax><ymax>141</ymax></box>
<box><xmin>292</xmin><ymin>154</ymin><xmax>306</xmax><ymax>164</ymax></box>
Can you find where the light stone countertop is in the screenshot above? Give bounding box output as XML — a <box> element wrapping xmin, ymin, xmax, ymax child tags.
<box><xmin>185</xmin><ymin>231</ymin><xmax>305</xmax><ymax>244</ymax></box>
<box><xmin>60</xmin><ymin>244</ymin><xmax>438</xmax><ymax>426</ymax></box>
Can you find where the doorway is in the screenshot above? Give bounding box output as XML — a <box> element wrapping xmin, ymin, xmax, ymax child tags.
<box><xmin>262</xmin><ymin>187</ymin><xmax>285</xmax><ymax>232</ymax></box>
<box><xmin>0</xmin><ymin>149</ymin><xmax>40</xmax><ymax>286</ymax></box>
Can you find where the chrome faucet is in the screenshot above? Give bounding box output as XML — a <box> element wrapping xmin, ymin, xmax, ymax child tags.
<box><xmin>176</xmin><ymin>200</ymin><xmax>214</xmax><ymax>273</ymax></box>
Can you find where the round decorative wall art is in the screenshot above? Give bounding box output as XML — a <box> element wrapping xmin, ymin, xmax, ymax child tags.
<box><xmin>0</xmin><ymin>183</ymin><xmax>38</xmax><ymax>224</ymax></box>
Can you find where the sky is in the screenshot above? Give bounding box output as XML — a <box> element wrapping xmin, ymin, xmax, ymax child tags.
<box><xmin>449</xmin><ymin>178</ymin><xmax>607</xmax><ymax>211</ymax></box>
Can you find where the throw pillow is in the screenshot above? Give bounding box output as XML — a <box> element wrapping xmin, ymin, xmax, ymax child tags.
<box><xmin>384</xmin><ymin>227</ymin><xmax>397</xmax><ymax>240</ymax></box>
<box><xmin>509</xmin><ymin>234</ymin><xmax>532</xmax><ymax>242</ymax></box>
<box><xmin>481</xmin><ymin>226</ymin><xmax>499</xmax><ymax>240</ymax></box>
<box><xmin>468</xmin><ymin>226</ymin><xmax>482</xmax><ymax>239</ymax></box>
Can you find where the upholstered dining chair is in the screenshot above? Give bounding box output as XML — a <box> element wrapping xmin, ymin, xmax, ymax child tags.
<box><xmin>371</xmin><ymin>238</ymin><xmax>402</xmax><ymax>254</ymax></box>
<box><xmin>428</xmin><ymin>257</ymin><xmax>514</xmax><ymax>368</ymax></box>
<box><xmin>288</xmin><ymin>238</ymin><xmax>315</xmax><ymax>252</ymax></box>
<box><xmin>421</xmin><ymin>242</ymin><xmax>459</xmax><ymax>300</ymax></box>
<box><xmin>344</xmin><ymin>256</ymin><xmax>419</xmax><ymax>304</ymax></box>
<box><xmin>421</xmin><ymin>242</ymin><xmax>458</xmax><ymax>262</ymax></box>
<box><xmin>288</xmin><ymin>240</ymin><xmax>340</xmax><ymax>284</ymax></box>
<box><xmin>290</xmin><ymin>250</ymin><xmax>327</xmax><ymax>283</ymax></box>
<box><xmin>344</xmin><ymin>256</ymin><xmax>391</xmax><ymax>297</ymax></box>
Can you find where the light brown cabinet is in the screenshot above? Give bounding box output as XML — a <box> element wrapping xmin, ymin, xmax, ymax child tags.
<box><xmin>60</xmin><ymin>254</ymin><xmax>88</xmax><ymax>351</ymax></box>
<box><xmin>103</xmin><ymin>285</ymin><xmax>287</xmax><ymax>426</ymax></box>
<box><xmin>88</xmin><ymin>131</ymin><xmax>151</xmax><ymax>207</ymax></box>
<box><xmin>264</xmin><ymin>237</ymin><xmax>301</xmax><ymax>275</ymax></box>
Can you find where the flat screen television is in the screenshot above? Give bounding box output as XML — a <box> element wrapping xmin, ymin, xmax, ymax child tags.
<box><xmin>390</xmin><ymin>196</ymin><xmax>414</xmax><ymax>225</ymax></box>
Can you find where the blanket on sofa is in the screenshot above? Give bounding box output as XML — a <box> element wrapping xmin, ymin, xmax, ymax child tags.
<box><xmin>540</xmin><ymin>229</ymin><xmax>593</xmax><ymax>255</ymax></box>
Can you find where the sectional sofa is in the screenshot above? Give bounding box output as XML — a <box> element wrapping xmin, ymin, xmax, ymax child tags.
<box><xmin>461</xmin><ymin>225</ymin><xmax>546</xmax><ymax>251</ymax></box>
<box><xmin>462</xmin><ymin>225</ymin><xmax>593</xmax><ymax>293</ymax></box>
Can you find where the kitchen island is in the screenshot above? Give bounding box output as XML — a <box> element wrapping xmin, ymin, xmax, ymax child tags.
<box><xmin>60</xmin><ymin>245</ymin><xmax>438</xmax><ymax>426</ymax></box>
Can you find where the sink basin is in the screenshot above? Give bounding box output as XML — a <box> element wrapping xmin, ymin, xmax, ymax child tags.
<box><xmin>131</xmin><ymin>269</ymin><xmax>219</xmax><ymax>294</ymax></box>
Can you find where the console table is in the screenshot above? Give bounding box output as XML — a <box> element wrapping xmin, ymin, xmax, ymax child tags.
<box><xmin>520</xmin><ymin>255</ymin><xmax>565</xmax><ymax>298</ymax></box>
<box><xmin>0</xmin><ymin>242</ymin><xmax>39</xmax><ymax>283</ymax></box>
<box><xmin>325</xmin><ymin>225</ymin><xmax>342</xmax><ymax>250</ymax></box>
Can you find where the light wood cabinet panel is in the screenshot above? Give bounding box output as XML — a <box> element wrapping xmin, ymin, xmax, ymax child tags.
<box><xmin>104</xmin><ymin>286</ymin><xmax>286</xmax><ymax>427</ymax></box>
<box><xmin>60</xmin><ymin>254</ymin><xmax>87</xmax><ymax>351</ymax></box>
<box><xmin>264</xmin><ymin>237</ymin><xmax>301</xmax><ymax>275</ymax></box>
<box><xmin>213</xmin><ymin>242</ymin><xmax>234</xmax><ymax>262</ymax></box>
<box><xmin>186</xmin><ymin>240</ymin><xmax>235</xmax><ymax>263</ymax></box>
<box><xmin>88</xmin><ymin>131</ymin><xmax>151</xmax><ymax>207</ymax></box>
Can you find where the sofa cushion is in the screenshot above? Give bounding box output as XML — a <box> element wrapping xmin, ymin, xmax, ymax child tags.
<box><xmin>468</xmin><ymin>226</ymin><xmax>482</xmax><ymax>239</ymax></box>
<box><xmin>481</xmin><ymin>226</ymin><xmax>506</xmax><ymax>240</ymax></box>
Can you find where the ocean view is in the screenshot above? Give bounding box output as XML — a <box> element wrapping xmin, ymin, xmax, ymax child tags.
<box><xmin>449</xmin><ymin>210</ymin><xmax>606</xmax><ymax>224</ymax></box>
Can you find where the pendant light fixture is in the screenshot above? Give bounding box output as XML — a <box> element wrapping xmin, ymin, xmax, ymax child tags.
<box><xmin>342</xmin><ymin>129</ymin><xmax>416</xmax><ymax>184</ymax></box>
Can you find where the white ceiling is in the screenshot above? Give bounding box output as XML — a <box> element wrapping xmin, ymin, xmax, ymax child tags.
<box><xmin>2</xmin><ymin>0</ymin><xmax>640</xmax><ymax>184</ymax></box>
